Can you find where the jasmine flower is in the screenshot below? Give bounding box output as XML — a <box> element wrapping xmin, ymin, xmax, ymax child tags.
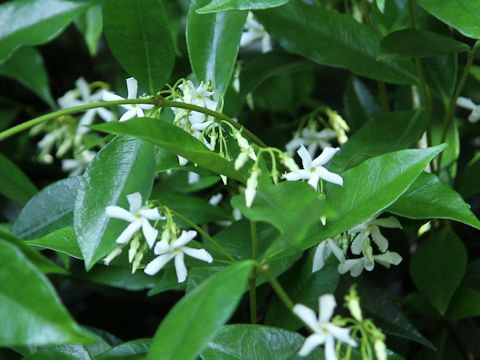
<box><xmin>286</xmin><ymin>127</ymin><xmax>337</xmax><ymax>156</ymax></box>
<box><xmin>457</xmin><ymin>96</ymin><xmax>480</xmax><ymax>123</ymax></box>
<box><xmin>240</xmin><ymin>12</ymin><xmax>273</xmax><ymax>53</ymax></box>
<box><xmin>337</xmin><ymin>248</ymin><xmax>402</xmax><ymax>277</ymax></box>
<box><xmin>312</xmin><ymin>237</ymin><xmax>345</xmax><ymax>272</ymax></box>
<box><xmin>61</xmin><ymin>150</ymin><xmax>96</xmax><ymax>176</ymax></box>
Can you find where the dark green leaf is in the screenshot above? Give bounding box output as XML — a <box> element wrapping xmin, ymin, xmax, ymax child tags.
<box><xmin>96</xmin><ymin>339</ymin><xmax>150</xmax><ymax>360</ymax></box>
<box><xmin>410</xmin><ymin>228</ymin><xmax>467</xmax><ymax>315</ymax></box>
<box><xmin>74</xmin><ymin>136</ymin><xmax>156</xmax><ymax>270</ymax></box>
<box><xmin>91</xmin><ymin>118</ymin><xmax>245</xmax><ymax>182</ymax></box>
<box><xmin>12</xmin><ymin>177</ymin><xmax>80</xmax><ymax>239</ymax></box>
<box><xmin>380</xmin><ymin>29</ymin><xmax>469</xmax><ymax>58</ymax></box>
<box><xmin>255</xmin><ymin>2</ymin><xmax>417</xmax><ymax>84</ymax></box>
<box><xmin>0</xmin><ymin>0</ymin><xmax>95</xmax><ymax>62</ymax></box>
<box><xmin>0</xmin><ymin>153</ymin><xmax>37</xmax><ymax>205</ymax></box>
<box><xmin>416</xmin><ymin>0</ymin><xmax>480</xmax><ymax>39</ymax></box>
<box><xmin>445</xmin><ymin>287</ymin><xmax>480</xmax><ymax>319</ymax></box>
<box><xmin>456</xmin><ymin>153</ymin><xmax>480</xmax><ymax>198</ymax></box>
<box><xmin>146</xmin><ymin>260</ymin><xmax>254</xmax><ymax>360</ymax></box>
<box><xmin>388</xmin><ymin>172</ymin><xmax>480</xmax><ymax>229</ymax></box>
<box><xmin>103</xmin><ymin>0</ymin><xmax>175</xmax><ymax>92</ymax></box>
<box><xmin>0</xmin><ymin>47</ymin><xmax>55</xmax><ymax>107</ymax></box>
<box><xmin>187</xmin><ymin>0</ymin><xmax>247</xmax><ymax>92</ymax></box>
<box><xmin>197</xmin><ymin>0</ymin><xmax>290</xmax><ymax>13</ymax></box>
<box><xmin>201</xmin><ymin>324</ymin><xmax>324</xmax><ymax>359</ymax></box>
<box><xmin>331</xmin><ymin>110</ymin><xmax>428</xmax><ymax>172</ymax></box>
<box><xmin>26</xmin><ymin>227</ymin><xmax>82</xmax><ymax>259</ymax></box>
<box><xmin>424</xmin><ymin>54</ymin><xmax>457</xmax><ymax>104</ymax></box>
<box><xmin>0</xmin><ymin>239</ymin><xmax>94</xmax><ymax>346</ymax></box>
<box><xmin>76</xmin><ymin>4</ymin><xmax>103</xmax><ymax>56</ymax></box>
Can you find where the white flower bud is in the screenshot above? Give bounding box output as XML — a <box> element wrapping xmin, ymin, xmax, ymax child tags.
<box><xmin>128</xmin><ymin>237</ymin><xmax>140</xmax><ymax>263</ymax></box>
<box><xmin>281</xmin><ymin>154</ymin><xmax>299</xmax><ymax>172</ymax></box>
<box><xmin>374</xmin><ymin>340</ymin><xmax>387</xmax><ymax>360</ymax></box>
<box><xmin>245</xmin><ymin>169</ymin><xmax>260</xmax><ymax>208</ymax></box>
<box><xmin>103</xmin><ymin>247</ymin><xmax>122</xmax><ymax>266</ymax></box>
<box><xmin>235</xmin><ymin>152</ymin><xmax>249</xmax><ymax>170</ymax></box>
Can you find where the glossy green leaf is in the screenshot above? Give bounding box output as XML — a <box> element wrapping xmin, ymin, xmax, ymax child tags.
<box><xmin>456</xmin><ymin>153</ymin><xmax>480</xmax><ymax>198</ymax></box>
<box><xmin>389</xmin><ymin>172</ymin><xmax>480</xmax><ymax>229</ymax></box>
<box><xmin>0</xmin><ymin>153</ymin><xmax>37</xmax><ymax>205</ymax></box>
<box><xmin>380</xmin><ymin>29</ymin><xmax>469</xmax><ymax>58</ymax></box>
<box><xmin>26</xmin><ymin>227</ymin><xmax>82</xmax><ymax>259</ymax></box>
<box><xmin>416</xmin><ymin>0</ymin><xmax>480</xmax><ymax>39</ymax></box>
<box><xmin>255</xmin><ymin>1</ymin><xmax>417</xmax><ymax>85</ymax></box>
<box><xmin>410</xmin><ymin>228</ymin><xmax>467</xmax><ymax>315</ymax></box>
<box><xmin>424</xmin><ymin>54</ymin><xmax>457</xmax><ymax>104</ymax></box>
<box><xmin>103</xmin><ymin>0</ymin><xmax>175</xmax><ymax>92</ymax></box>
<box><xmin>231</xmin><ymin>182</ymin><xmax>328</xmax><ymax>232</ymax></box>
<box><xmin>201</xmin><ymin>324</ymin><xmax>324</xmax><ymax>359</ymax></box>
<box><xmin>197</xmin><ymin>0</ymin><xmax>290</xmax><ymax>13</ymax></box>
<box><xmin>76</xmin><ymin>4</ymin><xmax>103</xmax><ymax>56</ymax></box>
<box><xmin>91</xmin><ymin>118</ymin><xmax>245</xmax><ymax>182</ymax></box>
<box><xmin>0</xmin><ymin>47</ymin><xmax>55</xmax><ymax>107</ymax></box>
<box><xmin>279</xmin><ymin>146</ymin><xmax>445</xmax><ymax>258</ymax></box>
<box><xmin>0</xmin><ymin>226</ymin><xmax>66</xmax><ymax>275</ymax></box>
<box><xmin>12</xmin><ymin>177</ymin><xmax>80</xmax><ymax>239</ymax></box>
<box><xmin>0</xmin><ymin>239</ymin><xmax>93</xmax><ymax>346</ymax></box>
<box><xmin>96</xmin><ymin>339</ymin><xmax>150</xmax><ymax>360</ymax></box>
<box><xmin>147</xmin><ymin>260</ymin><xmax>254</xmax><ymax>360</ymax></box>
<box><xmin>445</xmin><ymin>287</ymin><xmax>480</xmax><ymax>319</ymax></box>
<box><xmin>74</xmin><ymin>136</ymin><xmax>156</xmax><ymax>270</ymax></box>
<box><xmin>0</xmin><ymin>0</ymin><xmax>95</xmax><ymax>63</ymax></box>
<box><xmin>331</xmin><ymin>110</ymin><xmax>428</xmax><ymax>172</ymax></box>
<box><xmin>187</xmin><ymin>0</ymin><xmax>247</xmax><ymax>92</ymax></box>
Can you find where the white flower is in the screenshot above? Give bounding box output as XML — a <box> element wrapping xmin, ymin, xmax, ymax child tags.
<box><xmin>105</xmin><ymin>192</ymin><xmax>163</xmax><ymax>248</ymax></box>
<box><xmin>144</xmin><ymin>230</ymin><xmax>213</xmax><ymax>283</ymax></box>
<box><xmin>293</xmin><ymin>294</ymin><xmax>357</xmax><ymax>359</ymax></box>
<box><xmin>312</xmin><ymin>237</ymin><xmax>345</xmax><ymax>272</ymax></box>
<box><xmin>61</xmin><ymin>150</ymin><xmax>96</xmax><ymax>176</ymax></box>
<box><xmin>457</xmin><ymin>96</ymin><xmax>480</xmax><ymax>123</ymax></box>
<box><xmin>286</xmin><ymin>128</ymin><xmax>337</xmax><ymax>156</ymax></box>
<box><xmin>283</xmin><ymin>145</ymin><xmax>343</xmax><ymax>190</ymax></box>
<box><xmin>209</xmin><ymin>193</ymin><xmax>223</xmax><ymax>206</ymax></box>
<box><xmin>348</xmin><ymin>215</ymin><xmax>402</xmax><ymax>255</ymax></box>
<box><xmin>188</xmin><ymin>172</ymin><xmax>200</xmax><ymax>184</ymax></box>
<box><xmin>337</xmin><ymin>250</ymin><xmax>403</xmax><ymax>277</ymax></box>
<box><xmin>58</xmin><ymin>77</ymin><xmax>113</xmax><ymax>134</ymax></box>
<box><xmin>245</xmin><ymin>168</ymin><xmax>260</xmax><ymax>208</ymax></box>
<box><xmin>234</xmin><ymin>131</ymin><xmax>257</xmax><ymax>170</ymax></box>
<box><xmin>103</xmin><ymin>77</ymin><xmax>154</xmax><ymax>122</ymax></box>
<box><xmin>240</xmin><ymin>12</ymin><xmax>273</xmax><ymax>53</ymax></box>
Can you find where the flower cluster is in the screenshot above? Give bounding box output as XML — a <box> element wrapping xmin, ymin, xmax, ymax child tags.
<box><xmin>313</xmin><ymin>214</ymin><xmax>403</xmax><ymax>277</ymax></box>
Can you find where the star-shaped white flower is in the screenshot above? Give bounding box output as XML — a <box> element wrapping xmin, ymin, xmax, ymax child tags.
<box><xmin>457</xmin><ymin>96</ymin><xmax>480</xmax><ymax>123</ymax></box>
<box><xmin>286</xmin><ymin>128</ymin><xmax>337</xmax><ymax>156</ymax></box>
<box><xmin>240</xmin><ymin>12</ymin><xmax>273</xmax><ymax>53</ymax></box>
<box><xmin>105</xmin><ymin>192</ymin><xmax>162</xmax><ymax>248</ymax></box>
<box><xmin>58</xmin><ymin>77</ymin><xmax>113</xmax><ymax>134</ymax></box>
<box><xmin>312</xmin><ymin>237</ymin><xmax>345</xmax><ymax>272</ymax></box>
<box><xmin>103</xmin><ymin>77</ymin><xmax>154</xmax><ymax>122</ymax></box>
<box><xmin>337</xmin><ymin>250</ymin><xmax>402</xmax><ymax>277</ymax></box>
<box><xmin>283</xmin><ymin>145</ymin><xmax>343</xmax><ymax>190</ymax></box>
<box><xmin>61</xmin><ymin>150</ymin><xmax>96</xmax><ymax>177</ymax></box>
<box><xmin>143</xmin><ymin>230</ymin><xmax>213</xmax><ymax>283</ymax></box>
<box><xmin>348</xmin><ymin>215</ymin><xmax>402</xmax><ymax>255</ymax></box>
<box><xmin>293</xmin><ymin>294</ymin><xmax>357</xmax><ymax>359</ymax></box>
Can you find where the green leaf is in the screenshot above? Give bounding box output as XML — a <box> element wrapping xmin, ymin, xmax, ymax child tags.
<box><xmin>26</xmin><ymin>227</ymin><xmax>82</xmax><ymax>259</ymax></box>
<box><xmin>416</xmin><ymin>0</ymin><xmax>480</xmax><ymax>39</ymax></box>
<box><xmin>197</xmin><ymin>0</ymin><xmax>290</xmax><ymax>13</ymax></box>
<box><xmin>96</xmin><ymin>339</ymin><xmax>150</xmax><ymax>360</ymax></box>
<box><xmin>0</xmin><ymin>226</ymin><xmax>66</xmax><ymax>275</ymax></box>
<box><xmin>0</xmin><ymin>239</ymin><xmax>94</xmax><ymax>346</ymax></box>
<box><xmin>380</xmin><ymin>29</ymin><xmax>469</xmax><ymax>58</ymax></box>
<box><xmin>187</xmin><ymin>0</ymin><xmax>247</xmax><ymax>93</ymax></box>
<box><xmin>76</xmin><ymin>4</ymin><xmax>103</xmax><ymax>57</ymax></box>
<box><xmin>74</xmin><ymin>136</ymin><xmax>156</xmax><ymax>270</ymax></box>
<box><xmin>283</xmin><ymin>146</ymin><xmax>445</xmax><ymax>258</ymax></box>
<box><xmin>410</xmin><ymin>228</ymin><xmax>467</xmax><ymax>315</ymax></box>
<box><xmin>255</xmin><ymin>1</ymin><xmax>417</xmax><ymax>85</ymax></box>
<box><xmin>91</xmin><ymin>118</ymin><xmax>245</xmax><ymax>182</ymax></box>
<box><xmin>424</xmin><ymin>54</ymin><xmax>457</xmax><ymax>105</ymax></box>
<box><xmin>445</xmin><ymin>287</ymin><xmax>480</xmax><ymax>319</ymax></box>
<box><xmin>330</xmin><ymin>110</ymin><xmax>428</xmax><ymax>172</ymax></box>
<box><xmin>12</xmin><ymin>177</ymin><xmax>80</xmax><ymax>239</ymax></box>
<box><xmin>0</xmin><ymin>47</ymin><xmax>55</xmax><ymax>107</ymax></box>
<box><xmin>231</xmin><ymin>182</ymin><xmax>329</xmax><ymax>232</ymax></box>
<box><xmin>103</xmin><ymin>0</ymin><xmax>175</xmax><ymax>92</ymax></box>
<box><xmin>388</xmin><ymin>172</ymin><xmax>480</xmax><ymax>229</ymax></box>
<box><xmin>0</xmin><ymin>0</ymin><xmax>95</xmax><ymax>63</ymax></box>
<box><xmin>0</xmin><ymin>153</ymin><xmax>37</xmax><ymax>205</ymax></box>
<box><xmin>200</xmin><ymin>324</ymin><xmax>324</xmax><ymax>359</ymax></box>
<box><xmin>456</xmin><ymin>153</ymin><xmax>480</xmax><ymax>198</ymax></box>
<box><xmin>147</xmin><ymin>260</ymin><xmax>254</xmax><ymax>360</ymax></box>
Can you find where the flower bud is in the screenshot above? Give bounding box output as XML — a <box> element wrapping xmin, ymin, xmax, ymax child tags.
<box><xmin>104</xmin><ymin>247</ymin><xmax>122</xmax><ymax>266</ymax></box>
<box><xmin>245</xmin><ymin>168</ymin><xmax>260</xmax><ymax>208</ymax></box>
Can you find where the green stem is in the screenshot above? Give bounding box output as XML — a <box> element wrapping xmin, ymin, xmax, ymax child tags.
<box><xmin>249</xmin><ymin>221</ymin><xmax>258</xmax><ymax>324</ymax></box>
<box><xmin>170</xmin><ymin>209</ymin><xmax>236</xmax><ymax>263</ymax></box>
<box><xmin>263</xmin><ymin>264</ymin><xmax>294</xmax><ymax>310</ymax></box>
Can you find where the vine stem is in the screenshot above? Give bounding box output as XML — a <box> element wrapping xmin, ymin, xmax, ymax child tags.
<box><xmin>0</xmin><ymin>96</ymin><xmax>268</xmax><ymax>148</ymax></box>
<box><xmin>249</xmin><ymin>221</ymin><xmax>258</xmax><ymax>324</ymax></box>
<box><xmin>263</xmin><ymin>264</ymin><xmax>294</xmax><ymax>310</ymax></box>
<box><xmin>169</xmin><ymin>209</ymin><xmax>236</xmax><ymax>263</ymax></box>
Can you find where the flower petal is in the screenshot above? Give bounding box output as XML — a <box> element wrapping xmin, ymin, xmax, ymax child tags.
<box><xmin>139</xmin><ymin>208</ymin><xmax>162</xmax><ymax>220</ymax></box>
<box><xmin>141</xmin><ymin>218</ymin><xmax>158</xmax><ymax>248</ymax></box>
<box><xmin>102</xmin><ymin>91</ymin><xmax>124</xmax><ymax>102</ymax></box>
<box><xmin>456</xmin><ymin>96</ymin><xmax>476</xmax><ymax>110</ymax></box>
<box><xmin>312</xmin><ymin>147</ymin><xmax>340</xmax><ymax>167</ymax></box>
<box><xmin>96</xmin><ymin>107</ymin><xmax>114</xmax><ymax>122</ymax></box>
<box><xmin>298</xmin><ymin>334</ymin><xmax>326</xmax><ymax>357</ymax></box>
<box><xmin>126</xmin><ymin>77</ymin><xmax>138</xmax><ymax>99</ymax></box>
<box><xmin>144</xmin><ymin>253</ymin><xmax>175</xmax><ymax>275</ymax></box>
<box><xmin>370</xmin><ymin>216</ymin><xmax>402</xmax><ymax>229</ymax></box>
<box><xmin>318</xmin><ymin>294</ymin><xmax>336</xmax><ymax>323</ymax></box>
<box><xmin>316</xmin><ymin>166</ymin><xmax>343</xmax><ymax>186</ymax></box>
<box><xmin>338</xmin><ymin>258</ymin><xmax>362</xmax><ymax>275</ymax></box>
<box><xmin>307</xmin><ymin>170</ymin><xmax>322</xmax><ymax>190</ymax></box>
<box><xmin>182</xmin><ymin>247</ymin><xmax>213</xmax><ymax>263</ymax></box>
<box><xmin>312</xmin><ymin>242</ymin><xmax>328</xmax><ymax>272</ymax></box>
<box><xmin>106</xmin><ymin>206</ymin><xmax>135</xmax><ymax>222</ymax></box>
<box><xmin>374</xmin><ymin>251</ymin><xmax>402</xmax><ymax>267</ymax></box>
<box><xmin>370</xmin><ymin>226</ymin><xmax>389</xmax><ymax>253</ymax></box>
<box><xmin>327</xmin><ymin>324</ymin><xmax>357</xmax><ymax>346</ymax></box>
<box><xmin>282</xmin><ymin>170</ymin><xmax>310</xmax><ymax>181</ymax></box>
<box><xmin>136</xmin><ymin>106</ymin><xmax>145</xmax><ymax>118</ymax></box>
<box><xmin>297</xmin><ymin>145</ymin><xmax>312</xmax><ymax>169</ymax></box>
<box><xmin>127</xmin><ymin>192</ymin><xmax>142</xmax><ymax>213</ymax></box>
<box><xmin>120</xmin><ymin>109</ymin><xmax>136</xmax><ymax>122</ymax></box>
<box><xmin>115</xmin><ymin>221</ymin><xmax>142</xmax><ymax>244</ymax></box>
<box><xmin>77</xmin><ymin>110</ymin><xmax>96</xmax><ymax>134</ymax></box>
<box><xmin>154</xmin><ymin>239</ymin><xmax>171</xmax><ymax>255</ymax></box>
<box><xmin>75</xmin><ymin>77</ymin><xmax>90</xmax><ymax>100</ymax></box>
<box><xmin>293</xmin><ymin>304</ymin><xmax>320</xmax><ymax>332</ymax></box>
<box><xmin>173</xmin><ymin>230</ymin><xmax>197</xmax><ymax>248</ymax></box>
<box><xmin>174</xmin><ymin>252</ymin><xmax>188</xmax><ymax>283</ymax></box>
<box><xmin>324</xmin><ymin>334</ymin><xmax>337</xmax><ymax>360</ymax></box>
<box><xmin>327</xmin><ymin>239</ymin><xmax>345</xmax><ymax>263</ymax></box>
<box><xmin>285</xmin><ymin>137</ymin><xmax>304</xmax><ymax>153</ymax></box>
<box><xmin>350</xmin><ymin>231</ymin><xmax>370</xmax><ymax>255</ymax></box>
